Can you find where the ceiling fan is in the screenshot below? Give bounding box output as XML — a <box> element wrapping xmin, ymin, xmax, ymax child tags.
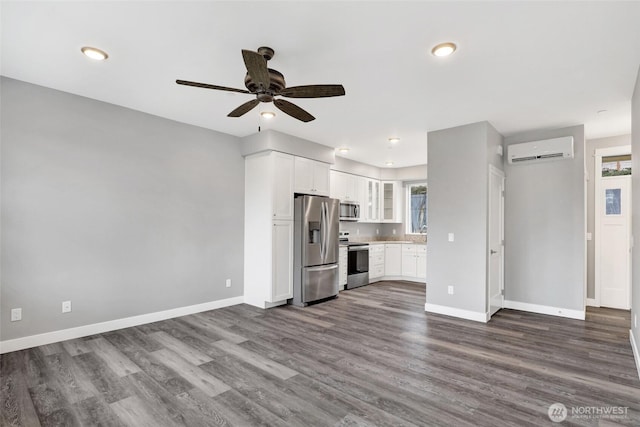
<box><xmin>176</xmin><ymin>46</ymin><xmax>345</xmax><ymax>123</ymax></box>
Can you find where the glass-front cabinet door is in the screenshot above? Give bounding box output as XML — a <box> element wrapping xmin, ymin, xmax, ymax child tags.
<box><xmin>367</xmin><ymin>179</ymin><xmax>379</xmax><ymax>221</ymax></box>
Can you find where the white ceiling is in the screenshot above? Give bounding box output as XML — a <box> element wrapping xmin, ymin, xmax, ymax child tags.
<box><xmin>2</xmin><ymin>1</ymin><xmax>640</xmax><ymax>168</ymax></box>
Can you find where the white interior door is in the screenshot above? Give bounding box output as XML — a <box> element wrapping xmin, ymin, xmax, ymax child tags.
<box><xmin>597</xmin><ymin>175</ymin><xmax>631</xmax><ymax>309</ymax></box>
<box><xmin>488</xmin><ymin>166</ymin><xmax>505</xmax><ymax>317</ymax></box>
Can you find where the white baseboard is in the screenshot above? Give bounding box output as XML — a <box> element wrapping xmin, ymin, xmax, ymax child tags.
<box><xmin>424</xmin><ymin>303</ymin><xmax>488</xmax><ymax>323</ymax></box>
<box><xmin>0</xmin><ymin>296</ymin><xmax>244</xmax><ymax>354</ymax></box>
<box><xmin>382</xmin><ymin>275</ymin><xmax>425</xmax><ymax>283</ymax></box>
<box><xmin>631</xmin><ymin>330</ymin><xmax>640</xmax><ymax>380</ymax></box>
<box><xmin>586</xmin><ymin>298</ymin><xmax>599</xmax><ymax>307</ymax></box>
<box><xmin>503</xmin><ymin>300</ymin><xmax>585</xmax><ymax>320</ymax></box>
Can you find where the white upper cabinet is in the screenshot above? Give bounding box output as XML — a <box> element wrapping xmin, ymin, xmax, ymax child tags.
<box><xmin>330</xmin><ymin>170</ymin><xmax>360</xmax><ymax>202</ymax></box>
<box><xmin>272</xmin><ymin>152</ymin><xmax>295</xmax><ymax>219</ymax></box>
<box><xmin>381</xmin><ymin>181</ymin><xmax>403</xmax><ymax>223</ymax></box>
<box><xmin>294</xmin><ymin>157</ymin><xmax>329</xmax><ymax>196</ymax></box>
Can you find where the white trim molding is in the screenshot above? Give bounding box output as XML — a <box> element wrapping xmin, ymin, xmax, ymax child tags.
<box><xmin>504</xmin><ymin>300</ymin><xmax>585</xmax><ymax>320</ymax></box>
<box><xmin>0</xmin><ymin>296</ymin><xmax>244</xmax><ymax>354</ymax></box>
<box><xmin>631</xmin><ymin>330</ymin><xmax>640</xmax><ymax>380</ymax></box>
<box><xmin>586</xmin><ymin>298</ymin><xmax>599</xmax><ymax>307</ymax></box>
<box><xmin>424</xmin><ymin>303</ymin><xmax>488</xmax><ymax>323</ymax></box>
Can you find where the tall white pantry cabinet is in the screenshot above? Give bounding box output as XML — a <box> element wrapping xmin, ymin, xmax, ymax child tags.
<box><xmin>244</xmin><ymin>151</ymin><xmax>295</xmax><ymax>308</ymax></box>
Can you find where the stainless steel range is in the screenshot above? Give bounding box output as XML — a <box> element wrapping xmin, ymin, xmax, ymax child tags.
<box><xmin>339</xmin><ymin>231</ymin><xmax>369</xmax><ymax>289</ymax></box>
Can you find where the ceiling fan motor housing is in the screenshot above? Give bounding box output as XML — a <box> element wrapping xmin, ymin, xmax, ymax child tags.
<box><xmin>244</xmin><ymin>69</ymin><xmax>286</xmax><ymax>102</ymax></box>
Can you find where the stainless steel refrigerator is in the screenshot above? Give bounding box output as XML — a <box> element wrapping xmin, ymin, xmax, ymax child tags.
<box><xmin>291</xmin><ymin>195</ymin><xmax>339</xmax><ymax>306</ymax></box>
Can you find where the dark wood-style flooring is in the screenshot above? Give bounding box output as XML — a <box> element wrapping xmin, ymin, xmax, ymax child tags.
<box><xmin>1</xmin><ymin>281</ymin><xmax>639</xmax><ymax>426</ymax></box>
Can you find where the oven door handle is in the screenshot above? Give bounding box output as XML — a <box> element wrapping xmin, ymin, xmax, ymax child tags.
<box><xmin>348</xmin><ymin>246</ymin><xmax>369</xmax><ymax>252</ymax></box>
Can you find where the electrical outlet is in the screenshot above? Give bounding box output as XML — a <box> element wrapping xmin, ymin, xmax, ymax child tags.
<box><xmin>225</xmin><ymin>279</ymin><xmax>232</xmax><ymax>288</ymax></box>
<box><xmin>376</xmin><ymin>229</ymin><xmax>379</xmax><ymax>235</ymax></box>
<box><xmin>447</xmin><ymin>286</ymin><xmax>454</xmax><ymax>295</ymax></box>
<box><xmin>62</xmin><ymin>301</ymin><xmax>72</xmax><ymax>313</ymax></box>
<box><xmin>11</xmin><ymin>308</ymin><xmax>22</xmax><ymax>322</ymax></box>
<box><xmin>356</xmin><ymin>229</ymin><xmax>360</xmax><ymax>235</ymax></box>
<box><xmin>392</xmin><ymin>229</ymin><xmax>396</xmax><ymax>235</ymax></box>
<box><xmin>448</xmin><ymin>233</ymin><xmax>455</xmax><ymax>242</ymax></box>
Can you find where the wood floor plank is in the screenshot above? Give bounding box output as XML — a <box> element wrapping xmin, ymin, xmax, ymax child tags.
<box><xmin>86</xmin><ymin>337</ymin><xmax>141</xmax><ymax>377</ymax></box>
<box><xmin>109</xmin><ymin>395</ymin><xmax>168</xmax><ymax>427</ymax></box>
<box><xmin>149</xmin><ymin>331</ymin><xmax>213</xmax><ymax>366</ymax></box>
<box><xmin>0</xmin><ymin>352</ymin><xmax>42</xmax><ymax>427</ymax></box>
<box><xmin>212</xmin><ymin>340</ymin><xmax>298</xmax><ymax>381</ymax></box>
<box><xmin>2</xmin><ymin>281</ymin><xmax>639</xmax><ymax>426</ymax></box>
<box><xmin>61</xmin><ymin>339</ymin><xmax>93</xmax><ymax>357</ymax></box>
<box><xmin>183</xmin><ymin>314</ymin><xmax>249</xmax><ymax>344</ymax></box>
<box><xmin>151</xmin><ymin>348</ymin><xmax>231</xmax><ymax>397</ymax></box>
<box><xmin>72</xmin><ymin>352</ymin><xmax>131</xmax><ymax>404</ymax></box>
<box><xmin>43</xmin><ymin>351</ymin><xmax>99</xmax><ymax>404</ymax></box>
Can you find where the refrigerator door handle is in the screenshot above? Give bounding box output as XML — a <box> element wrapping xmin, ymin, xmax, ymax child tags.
<box><xmin>320</xmin><ymin>202</ymin><xmax>324</xmax><ymax>263</ymax></box>
<box><xmin>305</xmin><ymin>264</ymin><xmax>338</xmax><ymax>272</ymax></box>
<box><xmin>322</xmin><ymin>201</ymin><xmax>329</xmax><ymax>262</ymax></box>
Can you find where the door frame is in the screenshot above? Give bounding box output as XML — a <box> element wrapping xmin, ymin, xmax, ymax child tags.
<box><xmin>594</xmin><ymin>145</ymin><xmax>632</xmax><ymax>308</ymax></box>
<box><xmin>488</xmin><ymin>165</ymin><xmax>505</xmax><ymax>317</ymax></box>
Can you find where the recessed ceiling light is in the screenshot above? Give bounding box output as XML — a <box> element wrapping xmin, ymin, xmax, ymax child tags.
<box><xmin>260</xmin><ymin>111</ymin><xmax>276</xmax><ymax>119</ymax></box>
<box><xmin>81</xmin><ymin>46</ymin><xmax>108</xmax><ymax>61</ymax></box>
<box><xmin>337</xmin><ymin>147</ymin><xmax>350</xmax><ymax>153</ymax></box>
<box><xmin>385</xmin><ymin>161</ymin><xmax>394</xmax><ymax>166</ymax></box>
<box><xmin>388</xmin><ymin>137</ymin><xmax>400</xmax><ymax>144</ymax></box>
<box><xmin>431</xmin><ymin>42</ymin><xmax>457</xmax><ymax>57</ymax></box>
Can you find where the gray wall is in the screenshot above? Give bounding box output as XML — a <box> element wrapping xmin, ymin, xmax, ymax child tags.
<box><xmin>503</xmin><ymin>125</ymin><xmax>585</xmax><ymax>311</ymax></box>
<box><xmin>1</xmin><ymin>77</ymin><xmax>245</xmax><ymax>341</ymax></box>
<box><xmin>632</xmin><ymin>66</ymin><xmax>640</xmax><ymax>358</ymax></box>
<box><xmin>585</xmin><ymin>134</ymin><xmax>632</xmax><ymax>299</ymax></box>
<box><xmin>426</xmin><ymin>122</ymin><xmax>500</xmax><ymax>314</ymax></box>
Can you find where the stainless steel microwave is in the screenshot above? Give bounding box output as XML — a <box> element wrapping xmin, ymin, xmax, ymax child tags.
<box><xmin>339</xmin><ymin>202</ymin><xmax>360</xmax><ymax>221</ymax></box>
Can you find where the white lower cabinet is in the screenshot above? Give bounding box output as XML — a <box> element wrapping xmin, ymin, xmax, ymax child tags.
<box><xmin>368</xmin><ymin>244</ymin><xmax>385</xmax><ymax>282</ymax></box>
<box><xmin>384</xmin><ymin>244</ymin><xmax>402</xmax><ymax>276</ymax></box>
<box><xmin>339</xmin><ymin>246</ymin><xmax>348</xmax><ymax>289</ymax></box>
<box><xmin>271</xmin><ymin>221</ymin><xmax>294</xmax><ymax>302</ymax></box>
<box><xmin>401</xmin><ymin>244</ymin><xmax>427</xmax><ymax>280</ymax></box>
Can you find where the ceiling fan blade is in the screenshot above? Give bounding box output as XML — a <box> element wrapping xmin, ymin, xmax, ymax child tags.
<box><xmin>242</xmin><ymin>49</ymin><xmax>270</xmax><ymax>90</ymax></box>
<box><xmin>274</xmin><ymin>99</ymin><xmax>315</xmax><ymax>122</ymax></box>
<box><xmin>279</xmin><ymin>84</ymin><xmax>345</xmax><ymax>98</ymax></box>
<box><xmin>227</xmin><ymin>99</ymin><xmax>260</xmax><ymax>117</ymax></box>
<box><xmin>176</xmin><ymin>80</ymin><xmax>251</xmax><ymax>94</ymax></box>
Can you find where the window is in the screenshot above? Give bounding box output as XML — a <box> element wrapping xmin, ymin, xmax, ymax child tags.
<box><xmin>602</xmin><ymin>154</ymin><xmax>631</xmax><ymax>176</ymax></box>
<box><xmin>406</xmin><ymin>183</ymin><xmax>427</xmax><ymax>234</ymax></box>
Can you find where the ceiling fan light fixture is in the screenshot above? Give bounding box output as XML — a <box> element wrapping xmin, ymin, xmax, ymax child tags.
<box><xmin>81</xmin><ymin>46</ymin><xmax>108</xmax><ymax>61</ymax></box>
<box><xmin>260</xmin><ymin>111</ymin><xmax>276</xmax><ymax>119</ymax></box>
<box><xmin>385</xmin><ymin>161</ymin><xmax>394</xmax><ymax>167</ymax></box>
<box><xmin>431</xmin><ymin>42</ymin><xmax>457</xmax><ymax>57</ymax></box>
<box><xmin>388</xmin><ymin>137</ymin><xmax>400</xmax><ymax>144</ymax></box>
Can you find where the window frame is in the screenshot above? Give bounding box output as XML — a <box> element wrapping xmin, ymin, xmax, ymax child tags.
<box><xmin>405</xmin><ymin>182</ymin><xmax>427</xmax><ymax>235</ymax></box>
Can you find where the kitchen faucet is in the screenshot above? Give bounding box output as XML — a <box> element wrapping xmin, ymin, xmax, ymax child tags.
<box><xmin>420</xmin><ymin>224</ymin><xmax>427</xmax><ymax>234</ymax></box>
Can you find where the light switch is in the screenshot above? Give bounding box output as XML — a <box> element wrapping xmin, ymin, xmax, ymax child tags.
<box><xmin>448</xmin><ymin>233</ymin><xmax>454</xmax><ymax>242</ymax></box>
<box><xmin>586</xmin><ymin>232</ymin><xmax>592</xmax><ymax>241</ymax></box>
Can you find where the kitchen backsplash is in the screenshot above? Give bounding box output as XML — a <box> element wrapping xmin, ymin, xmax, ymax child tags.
<box><xmin>339</xmin><ymin>221</ymin><xmax>427</xmax><ymax>242</ymax></box>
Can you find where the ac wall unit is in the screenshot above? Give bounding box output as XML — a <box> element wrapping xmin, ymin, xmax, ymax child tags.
<box><xmin>507</xmin><ymin>136</ymin><xmax>574</xmax><ymax>164</ymax></box>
